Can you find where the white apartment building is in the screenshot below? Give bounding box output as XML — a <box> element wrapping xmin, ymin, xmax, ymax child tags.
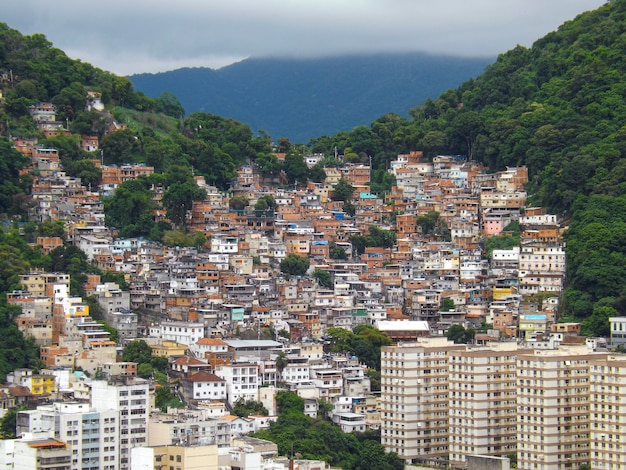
<box><xmin>17</xmin><ymin>402</ymin><xmax>119</xmax><ymax>470</ymax></box>
<box><xmin>215</xmin><ymin>362</ymin><xmax>260</xmax><ymax>404</ymax></box>
<box><xmin>380</xmin><ymin>338</ymin><xmax>464</xmax><ymax>463</ymax></box>
<box><xmin>310</xmin><ymin>368</ymin><xmax>343</xmax><ymax>399</ymax></box>
<box><xmin>157</xmin><ymin>321</ymin><xmax>205</xmax><ymax>346</ymax></box>
<box><xmin>190</xmin><ymin>337</ymin><xmax>230</xmax><ymax>359</ymax></box>
<box><xmin>589</xmin><ymin>355</ymin><xmax>626</xmax><ymax>469</ymax></box>
<box><xmin>210</xmin><ymin>234</ymin><xmax>239</xmax><ymax>254</ymax></box>
<box><xmin>491</xmin><ymin>247</ymin><xmax>521</xmax><ymax>268</ymax></box>
<box><xmin>93</xmin><ymin>282</ymin><xmax>131</xmax><ymax>315</ymax></box>
<box><xmin>148</xmin><ymin>409</ymin><xmax>231</xmax><ymax>447</ymax></box>
<box><xmin>516</xmin><ymin>347</ymin><xmax>604</xmax><ymax>470</ymax></box>
<box><xmin>181</xmin><ymin>371</ymin><xmax>227</xmax><ymax>401</ymax></box>
<box><xmin>379</xmin><ymin>340</ymin><xmax>626</xmax><ymax>469</ymax></box>
<box><xmin>448</xmin><ymin>343</ymin><xmax>519</xmax><ymax>467</ymax></box>
<box><xmin>519</xmin><ymin>213</ymin><xmax>558</xmax><ymax>226</ymax></box>
<box><xmin>2</xmin><ymin>432</ymin><xmax>72</xmax><ymax>470</ymax></box>
<box><xmin>91</xmin><ymin>377</ymin><xmax>150</xmax><ymax>470</ymax></box>
<box><xmin>282</xmin><ymin>355</ymin><xmax>311</xmax><ymax>385</ymax></box>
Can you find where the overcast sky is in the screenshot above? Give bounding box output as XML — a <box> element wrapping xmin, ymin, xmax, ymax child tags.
<box><xmin>4</xmin><ymin>0</ymin><xmax>607</xmax><ymax>76</ymax></box>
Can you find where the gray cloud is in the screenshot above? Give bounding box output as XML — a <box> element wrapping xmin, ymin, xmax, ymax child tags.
<box><xmin>3</xmin><ymin>0</ymin><xmax>606</xmax><ymax>75</ymax></box>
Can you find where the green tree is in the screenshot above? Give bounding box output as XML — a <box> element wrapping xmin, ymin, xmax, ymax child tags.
<box><xmin>0</xmin><ymin>406</ymin><xmax>24</xmax><ymax>439</ymax></box>
<box><xmin>367</xmin><ymin>368</ymin><xmax>382</xmax><ymax>392</ymax></box>
<box><xmin>416</xmin><ymin>211</ymin><xmax>450</xmax><ymax>240</ymax></box>
<box><xmin>441</xmin><ymin>298</ymin><xmax>456</xmax><ymax>312</ymax></box>
<box><xmin>367</xmin><ymin>225</ymin><xmax>397</xmax><ymax>248</ymax></box>
<box><xmin>446</xmin><ymin>324</ymin><xmax>467</xmax><ymax>344</ymax></box>
<box><xmin>122</xmin><ymin>340</ymin><xmax>152</xmax><ymax>364</ymax></box>
<box><xmin>155</xmin><ymin>384</ymin><xmax>184</xmax><ymax>412</ymax></box>
<box><xmin>156</xmin><ymin>92</ymin><xmax>185</xmax><ymax>119</ymax></box>
<box><xmin>276</xmin><ymin>390</ymin><xmax>305</xmax><ymax>414</ymax></box>
<box><xmin>229</xmin><ymin>196</ymin><xmax>249</xmax><ymax>212</ymax></box>
<box><xmin>96</xmin><ymin>320</ymin><xmax>119</xmax><ymax>343</ymax></box>
<box><xmin>100</xmin><ymin>128</ymin><xmax>143</xmax><ymax>165</ymax></box>
<box><xmin>36</xmin><ymin>220</ymin><xmax>65</xmax><ymax>238</ymax></box>
<box><xmin>103</xmin><ymin>178</ymin><xmax>156</xmax><ymax>238</ymax></box>
<box><xmin>349</xmin><ymin>235</ymin><xmax>367</xmax><ymax>256</ymax></box>
<box><xmin>64</xmin><ymin>159</ymin><xmax>102</xmax><ymax>189</ymax></box>
<box><xmin>253</xmin><ymin>391</ymin><xmax>402</xmax><ymax>469</ymax></box>
<box><xmin>137</xmin><ymin>363</ymin><xmax>154</xmax><ymax>379</ymax></box>
<box><xmin>324</xmin><ymin>327</ymin><xmax>355</xmax><ymax>354</ymax></box>
<box><xmin>309</xmin><ymin>164</ymin><xmax>327</xmax><ymax>183</ymax></box>
<box><xmin>446</xmin><ymin>324</ymin><xmax>475</xmax><ymax>344</ymax></box>
<box><xmin>582</xmin><ymin>305</ymin><xmax>618</xmax><ymax>337</ymax></box>
<box><xmin>279</xmin><ymin>253</ymin><xmax>310</xmax><ymax>276</ymax></box>
<box><xmin>254</xmin><ymin>194</ymin><xmax>276</xmax><ymax>217</ymax></box>
<box><xmin>0</xmin><ymin>301</ymin><xmax>42</xmax><ymax>382</ymax></box>
<box><xmin>275</xmin><ymin>351</ymin><xmax>288</xmax><ymax>383</ymax></box>
<box><xmin>0</xmin><ymin>138</ymin><xmax>30</xmax><ymax>216</ymax></box>
<box><xmin>331</xmin><ymin>178</ymin><xmax>355</xmax><ymax>202</ymax></box>
<box><xmin>150</xmin><ymin>356</ymin><xmax>169</xmax><ymax>374</ymax></box>
<box><xmin>342</xmin><ymin>201</ymin><xmax>356</xmax><ymax>217</ymax></box>
<box><xmin>317</xmin><ymin>398</ymin><xmax>333</xmax><ymax>420</ymax></box>
<box><xmin>329</xmin><ymin>243</ymin><xmax>348</xmax><ymax>260</ymax></box>
<box><xmin>232</xmin><ymin>398</ymin><xmax>269</xmax><ymax>417</ymax></box>
<box><xmin>162</xmin><ymin>181</ymin><xmax>206</xmax><ymax>228</ymax></box>
<box><xmin>255</xmin><ymin>153</ymin><xmax>282</xmax><ymax>177</ymax></box>
<box><xmin>283</xmin><ymin>150</ymin><xmax>309</xmax><ymax>184</ymax></box>
<box><xmin>352</xmin><ymin>325</ymin><xmax>392</xmax><ymax>370</ymax></box>
<box><xmin>313</xmin><ymin>269</ymin><xmax>333</xmax><ymax>289</ymax></box>
<box><xmin>40</xmin><ymin>134</ymin><xmax>86</xmax><ymax>165</ymax></box>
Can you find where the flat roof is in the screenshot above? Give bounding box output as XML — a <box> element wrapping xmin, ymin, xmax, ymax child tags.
<box><xmin>376</xmin><ymin>320</ymin><xmax>430</xmax><ymax>332</ymax></box>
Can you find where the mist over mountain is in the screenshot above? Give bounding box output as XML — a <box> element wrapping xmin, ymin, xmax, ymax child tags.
<box><xmin>129</xmin><ymin>53</ymin><xmax>493</xmax><ymax>143</ymax></box>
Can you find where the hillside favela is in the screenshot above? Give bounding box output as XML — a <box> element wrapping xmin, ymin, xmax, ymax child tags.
<box><xmin>2</xmin><ymin>2</ymin><xmax>626</xmax><ymax>470</ymax></box>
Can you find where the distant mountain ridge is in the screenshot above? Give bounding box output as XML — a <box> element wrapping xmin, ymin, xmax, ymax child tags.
<box><xmin>129</xmin><ymin>53</ymin><xmax>493</xmax><ymax>143</ymax></box>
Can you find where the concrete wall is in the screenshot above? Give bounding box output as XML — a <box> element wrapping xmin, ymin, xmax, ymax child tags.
<box><xmin>467</xmin><ymin>455</ymin><xmax>511</xmax><ymax>470</ymax></box>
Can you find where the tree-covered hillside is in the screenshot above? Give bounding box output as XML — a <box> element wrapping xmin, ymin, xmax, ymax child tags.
<box><xmin>1</xmin><ymin>0</ymin><xmax>626</xmax><ymax>332</ymax></box>
<box><xmin>130</xmin><ymin>53</ymin><xmax>493</xmax><ymax>143</ymax></box>
<box><xmin>305</xmin><ymin>0</ymin><xmax>626</xmax><ymax>321</ymax></box>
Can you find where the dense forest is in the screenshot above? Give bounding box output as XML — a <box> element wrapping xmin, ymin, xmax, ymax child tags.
<box><xmin>0</xmin><ymin>0</ymin><xmax>625</xmax><ymax>385</ymax></box>
<box><xmin>129</xmin><ymin>53</ymin><xmax>492</xmax><ymax>143</ymax></box>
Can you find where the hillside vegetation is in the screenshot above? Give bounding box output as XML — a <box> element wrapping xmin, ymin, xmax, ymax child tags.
<box><xmin>306</xmin><ymin>0</ymin><xmax>626</xmax><ymax>321</ymax></box>
<box><xmin>130</xmin><ymin>53</ymin><xmax>493</xmax><ymax>143</ymax></box>
<box><xmin>0</xmin><ymin>1</ymin><xmax>625</xmax><ymax>346</ymax></box>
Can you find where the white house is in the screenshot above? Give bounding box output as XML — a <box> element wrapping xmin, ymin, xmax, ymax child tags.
<box><xmin>181</xmin><ymin>371</ymin><xmax>227</xmax><ymax>401</ymax></box>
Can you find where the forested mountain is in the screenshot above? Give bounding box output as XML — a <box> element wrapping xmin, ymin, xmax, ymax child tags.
<box><xmin>302</xmin><ymin>0</ymin><xmax>626</xmax><ymax>324</ymax></box>
<box><xmin>129</xmin><ymin>54</ymin><xmax>493</xmax><ymax>143</ymax></box>
<box><xmin>0</xmin><ymin>0</ymin><xmax>625</xmax><ymax>346</ymax></box>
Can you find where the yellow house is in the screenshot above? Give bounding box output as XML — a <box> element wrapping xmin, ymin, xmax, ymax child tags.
<box><xmin>64</xmin><ymin>300</ymin><xmax>89</xmax><ymax>318</ymax></box>
<box><xmin>29</xmin><ymin>374</ymin><xmax>57</xmax><ymax>396</ymax></box>
<box><xmin>492</xmin><ymin>286</ymin><xmax>515</xmax><ymax>301</ymax></box>
<box><xmin>133</xmin><ymin>443</ymin><xmax>218</xmax><ymax>469</ymax></box>
<box><xmin>146</xmin><ymin>339</ymin><xmax>189</xmax><ymax>358</ymax></box>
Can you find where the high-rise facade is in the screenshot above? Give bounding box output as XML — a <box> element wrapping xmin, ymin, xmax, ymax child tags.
<box><xmin>380</xmin><ymin>341</ymin><xmax>625</xmax><ymax>469</ymax></box>
<box><xmin>448</xmin><ymin>343</ymin><xmax>519</xmax><ymax>466</ymax></box>
<box><xmin>589</xmin><ymin>355</ymin><xmax>626</xmax><ymax>469</ymax></box>
<box><xmin>516</xmin><ymin>347</ymin><xmax>603</xmax><ymax>470</ymax></box>
<box><xmin>380</xmin><ymin>338</ymin><xmax>464</xmax><ymax>462</ymax></box>
<box><xmin>17</xmin><ymin>402</ymin><xmax>119</xmax><ymax>470</ymax></box>
<box><xmin>91</xmin><ymin>377</ymin><xmax>150</xmax><ymax>469</ymax></box>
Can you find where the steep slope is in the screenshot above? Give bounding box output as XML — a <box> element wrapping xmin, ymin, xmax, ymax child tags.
<box><xmin>129</xmin><ymin>53</ymin><xmax>493</xmax><ymax>143</ymax></box>
<box><xmin>306</xmin><ymin>1</ymin><xmax>626</xmax><ymax>322</ymax></box>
